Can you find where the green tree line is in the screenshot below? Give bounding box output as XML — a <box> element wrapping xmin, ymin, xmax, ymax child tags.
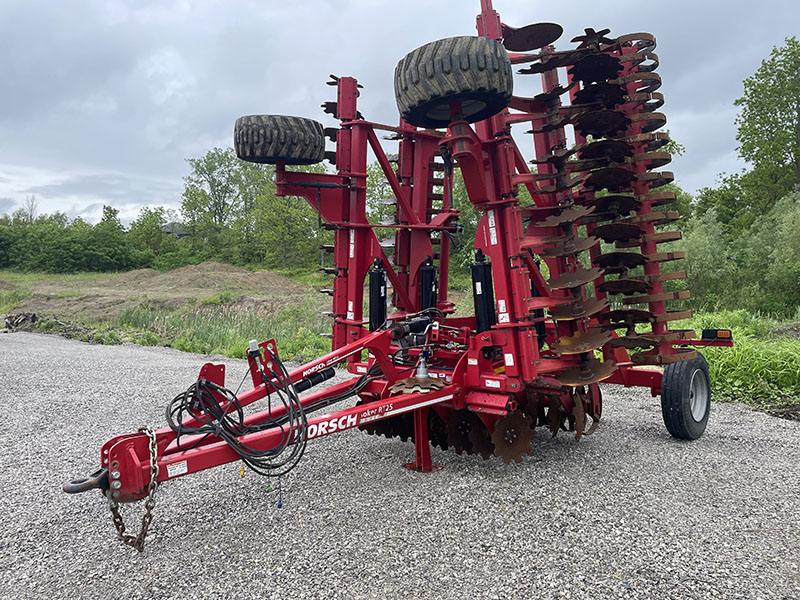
<box><xmin>0</xmin><ymin>153</ymin><xmax>332</xmax><ymax>274</ymax></box>
<box><xmin>680</xmin><ymin>36</ymin><xmax>800</xmax><ymax>316</ymax></box>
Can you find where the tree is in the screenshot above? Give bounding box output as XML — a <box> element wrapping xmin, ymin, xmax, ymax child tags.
<box><xmin>234</xmin><ymin>161</ymin><xmax>275</xmax><ymax>265</ymax></box>
<box><xmin>22</xmin><ymin>195</ymin><xmax>38</xmax><ymax>224</ymax></box>
<box><xmin>695</xmin><ymin>163</ymin><xmax>796</xmax><ymax>235</ymax></box>
<box><xmin>251</xmin><ymin>164</ymin><xmax>330</xmax><ymax>270</ymax></box>
<box><xmin>128</xmin><ymin>206</ymin><xmax>177</xmax><ymax>259</ymax></box>
<box><xmin>734</xmin><ymin>36</ymin><xmax>800</xmax><ymax>187</ymax></box>
<box><xmin>181</xmin><ymin>147</ymin><xmax>244</xmax><ymax>259</ymax></box>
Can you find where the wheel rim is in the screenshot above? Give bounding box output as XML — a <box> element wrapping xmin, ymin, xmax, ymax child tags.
<box><xmin>688</xmin><ymin>368</ymin><xmax>709</xmax><ymax>422</ymax></box>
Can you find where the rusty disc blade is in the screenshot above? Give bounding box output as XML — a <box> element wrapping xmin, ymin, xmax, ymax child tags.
<box><xmin>578</xmin><ymin>139</ymin><xmax>633</xmax><ymax>162</ymax></box>
<box><xmin>626</xmin><ymin>131</ymin><xmax>670</xmax><ymax>152</ymax></box>
<box><xmin>586</xmin><ymin>194</ymin><xmax>641</xmax><ymax>217</ymax></box>
<box><xmin>491</xmin><ymin>411</ymin><xmax>534</xmax><ymax>464</ymax></box>
<box><xmin>541</xmin><ymin>235</ymin><xmax>599</xmax><ymax>257</ymax></box>
<box><xmin>572</xmin><ymin>389</ymin><xmax>587</xmax><ymax>441</ymax></box>
<box><xmin>531</xmin><ymin>83</ymin><xmax>577</xmax><ymax>103</ymax></box>
<box><xmin>427</xmin><ymin>410</ymin><xmax>449</xmax><ymax>452</ymax></box>
<box><xmin>571</xmin><ymin>27</ymin><xmax>616</xmax><ymax>49</ymax></box>
<box><xmin>556</xmin><ymin>358</ymin><xmax>617</xmax><ymax>387</ymax></box>
<box><xmin>631</xmin><ymin>348</ymin><xmax>699</xmax><ymax>365</ymax></box>
<box><xmin>547</xmin><ymin>267</ymin><xmax>605</xmax><ymax>290</ymax></box>
<box><xmin>568</xmin><ymin>53</ymin><xmax>622</xmax><ymax>83</ymax></box>
<box><xmin>550</xmin><ymin>296</ymin><xmax>609</xmax><ymax>321</ymax></box>
<box><xmin>609</xmin><ymin>335</ymin><xmax>658</xmax><ymax>350</ymax></box>
<box><xmin>592</xmin><ymin>222</ymin><xmax>643</xmax><ymax>243</ymax></box>
<box><xmin>386</xmin><ymin>413</ymin><xmax>415</xmax><ymax>443</ymax></box>
<box><xmin>572</xmin><ymin>82</ymin><xmax>626</xmax><ymax>109</ymax></box>
<box><xmin>390</xmin><ymin>377</ymin><xmax>446</xmax><ymax>394</ymax></box>
<box><xmin>593</xmin><ymin>251</ymin><xmax>648</xmax><ymax>274</ymax></box>
<box><xmin>468</xmin><ymin>420</ymin><xmax>495</xmax><ymax>460</ymax></box>
<box><xmin>586</xmin><ymin>167</ymin><xmax>636</xmax><ymax>190</ymax></box>
<box><xmin>633</xmin><ymin>151</ymin><xmax>672</xmax><ymax>169</ymax></box>
<box><xmin>357</xmin><ymin>413</ymin><xmax>391</xmax><ymax>438</ymax></box>
<box><xmin>518</xmin><ymin>50</ymin><xmax>589</xmax><ymax>74</ymax></box>
<box><xmin>638</xmin><ymin>170</ymin><xmax>674</xmax><ymax>188</ymax></box>
<box><xmin>596</xmin><ymin>277</ymin><xmax>650</xmax><ymax>295</ymax></box>
<box><xmin>533</xmin><ymin>205</ymin><xmax>595</xmax><ymax>227</ymax></box>
<box><xmin>576</xmin><ymin>109</ymin><xmax>630</xmax><ymax>138</ymax></box>
<box><xmin>502</xmin><ymin>22</ymin><xmax>563</xmax><ymax>51</ymax></box>
<box><xmin>605</xmin><ymin>308</ymin><xmax>655</xmax><ymax>324</ymax></box>
<box><xmin>547</xmin><ymin>395</ymin><xmax>563</xmax><ymax>437</ymax></box>
<box><xmin>446</xmin><ymin>409</ymin><xmax>479</xmax><ymax>455</ymax></box>
<box><xmin>551</xmin><ymin>329</ymin><xmax>613</xmax><ymax>354</ymax></box>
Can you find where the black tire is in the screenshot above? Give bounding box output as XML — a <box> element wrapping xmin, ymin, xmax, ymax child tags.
<box><xmin>661</xmin><ymin>352</ymin><xmax>711</xmax><ymax>440</ymax></box>
<box><xmin>394</xmin><ymin>36</ymin><xmax>513</xmax><ymax>129</ymax></box>
<box><xmin>234</xmin><ymin>115</ymin><xmax>325</xmax><ymax>165</ymax></box>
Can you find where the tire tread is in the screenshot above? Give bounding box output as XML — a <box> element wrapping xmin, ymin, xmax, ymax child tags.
<box><xmin>234</xmin><ymin>115</ymin><xmax>325</xmax><ymax>165</ymax></box>
<box><xmin>394</xmin><ymin>36</ymin><xmax>513</xmax><ymax>128</ymax></box>
<box><xmin>661</xmin><ymin>353</ymin><xmax>711</xmax><ymax>440</ymax></box>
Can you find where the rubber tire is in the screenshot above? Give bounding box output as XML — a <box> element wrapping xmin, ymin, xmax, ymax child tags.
<box><xmin>394</xmin><ymin>36</ymin><xmax>513</xmax><ymax>129</ymax></box>
<box><xmin>660</xmin><ymin>352</ymin><xmax>711</xmax><ymax>440</ymax></box>
<box><xmin>234</xmin><ymin>115</ymin><xmax>325</xmax><ymax>165</ymax></box>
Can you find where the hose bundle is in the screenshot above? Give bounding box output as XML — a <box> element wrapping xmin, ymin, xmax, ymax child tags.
<box><xmin>166</xmin><ymin>350</ymin><xmax>307</xmax><ymax>477</ymax></box>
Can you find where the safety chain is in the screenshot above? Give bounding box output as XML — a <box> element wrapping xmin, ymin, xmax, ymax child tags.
<box><xmin>107</xmin><ymin>426</ymin><xmax>159</xmax><ymax>553</ymax></box>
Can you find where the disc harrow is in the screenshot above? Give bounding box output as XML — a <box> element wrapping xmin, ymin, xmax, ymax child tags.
<box><xmin>63</xmin><ymin>0</ymin><xmax>734</xmax><ymax>552</ymax></box>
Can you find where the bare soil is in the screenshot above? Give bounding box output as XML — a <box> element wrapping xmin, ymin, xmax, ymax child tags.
<box><xmin>3</xmin><ymin>261</ymin><xmax>306</xmax><ymax>322</ymax></box>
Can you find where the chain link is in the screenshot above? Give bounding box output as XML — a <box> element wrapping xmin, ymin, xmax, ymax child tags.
<box><xmin>107</xmin><ymin>426</ymin><xmax>159</xmax><ymax>552</ymax></box>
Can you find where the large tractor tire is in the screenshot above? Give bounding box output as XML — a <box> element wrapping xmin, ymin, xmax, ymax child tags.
<box><xmin>394</xmin><ymin>36</ymin><xmax>513</xmax><ymax>129</ymax></box>
<box><xmin>234</xmin><ymin>115</ymin><xmax>325</xmax><ymax>165</ymax></box>
<box><xmin>660</xmin><ymin>352</ymin><xmax>711</xmax><ymax>440</ymax></box>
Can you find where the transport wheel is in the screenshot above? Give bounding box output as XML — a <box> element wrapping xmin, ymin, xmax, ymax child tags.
<box><xmin>234</xmin><ymin>115</ymin><xmax>325</xmax><ymax>165</ymax></box>
<box><xmin>660</xmin><ymin>352</ymin><xmax>711</xmax><ymax>440</ymax></box>
<box><xmin>394</xmin><ymin>36</ymin><xmax>513</xmax><ymax>129</ymax></box>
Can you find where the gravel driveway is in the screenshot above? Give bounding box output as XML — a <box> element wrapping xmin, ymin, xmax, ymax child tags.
<box><xmin>1</xmin><ymin>332</ymin><xmax>798</xmax><ymax>600</ymax></box>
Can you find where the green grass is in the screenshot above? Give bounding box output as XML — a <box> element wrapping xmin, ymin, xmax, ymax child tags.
<box><xmin>675</xmin><ymin>309</ymin><xmax>800</xmax><ymax>408</ymax></box>
<box><xmin>277</xmin><ymin>269</ymin><xmax>331</xmax><ymax>288</ymax></box>
<box><xmin>43</xmin><ymin>290</ymin><xmax>84</xmax><ymax>299</ymax></box>
<box><xmin>0</xmin><ymin>269</ymin><xmax>114</xmax><ymax>284</ymax></box>
<box><xmin>200</xmin><ymin>291</ymin><xmax>244</xmax><ymax>305</ymax></box>
<box><xmin>0</xmin><ymin>289</ymin><xmax>30</xmax><ymax>313</ymax></box>
<box><xmin>110</xmin><ymin>294</ymin><xmax>330</xmax><ymax>361</ymax></box>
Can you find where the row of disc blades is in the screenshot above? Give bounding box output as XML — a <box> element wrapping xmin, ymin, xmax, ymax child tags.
<box><xmin>357</xmin><ymin>385</ymin><xmax>599</xmax><ymax>464</ymax></box>
<box><xmin>515</xmin><ymin>24</ymin><xmax>695</xmax><ymax>382</ymax></box>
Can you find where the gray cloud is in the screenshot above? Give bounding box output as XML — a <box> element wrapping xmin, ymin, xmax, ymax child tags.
<box><xmin>0</xmin><ymin>0</ymin><xmax>797</xmax><ymax>222</ymax></box>
<box><xmin>0</xmin><ymin>197</ymin><xmax>16</xmax><ymax>215</ymax></box>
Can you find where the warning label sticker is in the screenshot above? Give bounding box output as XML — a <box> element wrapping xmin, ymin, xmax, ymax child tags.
<box><xmin>166</xmin><ymin>460</ymin><xmax>188</xmax><ymax>479</ymax></box>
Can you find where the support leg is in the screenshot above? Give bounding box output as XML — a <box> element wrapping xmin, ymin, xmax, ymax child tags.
<box><xmin>405</xmin><ymin>407</ymin><xmax>442</xmax><ymax>472</ymax></box>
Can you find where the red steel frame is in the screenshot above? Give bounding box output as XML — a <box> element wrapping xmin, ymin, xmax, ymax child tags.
<box><xmin>99</xmin><ymin>0</ymin><xmax>733</xmax><ymax>503</ymax></box>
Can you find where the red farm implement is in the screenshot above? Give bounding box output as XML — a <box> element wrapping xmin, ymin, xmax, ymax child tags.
<box><xmin>65</xmin><ymin>0</ymin><xmax>732</xmax><ymax>551</ymax></box>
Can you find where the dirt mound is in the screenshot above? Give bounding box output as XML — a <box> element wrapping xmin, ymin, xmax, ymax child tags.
<box><xmin>0</xmin><ymin>280</ymin><xmax>17</xmax><ymax>291</ymax></box>
<box><xmin>151</xmin><ymin>262</ymin><xmax>305</xmax><ymax>293</ymax></box>
<box><xmin>172</xmin><ymin>261</ymin><xmax>247</xmax><ymax>275</ymax></box>
<box><xmin>110</xmin><ymin>268</ymin><xmax>159</xmax><ymax>285</ymax></box>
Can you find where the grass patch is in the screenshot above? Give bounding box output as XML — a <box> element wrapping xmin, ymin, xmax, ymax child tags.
<box><xmin>0</xmin><ymin>270</ymin><xmax>114</xmax><ymax>285</ymax></box>
<box><xmin>0</xmin><ymin>289</ymin><xmax>29</xmax><ymax>313</ymax></box>
<box><xmin>278</xmin><ymin>269</ymin><xmax>331</xmax><ymax>288</ymax></box>
<box><xmin>44</xmin><ymin>290</ymin><xmax>84</xmax><ymax>299</ymax></box>
<box><xmin>201</xmin><ymin>291</ymin><xmax>244</xmax><ymax>305</ymax></box>
<box><xmin>675</xmin><ymin>309</ymin><xmax>800</xmax><ymax>409</ymax></box>
<box><xmin>111</xmin><ymin>294</ymin><xmax>329</xmax><ymax>361</ymax></box>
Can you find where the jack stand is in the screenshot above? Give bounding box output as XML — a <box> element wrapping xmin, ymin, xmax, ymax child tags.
<box><xmin>405</xmin><ymin>407</ymin><xmax>442</xmax><ymax>473</ymax></box>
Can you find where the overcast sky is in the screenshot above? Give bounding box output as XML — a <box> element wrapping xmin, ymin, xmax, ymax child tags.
<box><xmin>0</xmin><ymin>0</ymin><xmax>797</xmax><ymax>224</ymax></box>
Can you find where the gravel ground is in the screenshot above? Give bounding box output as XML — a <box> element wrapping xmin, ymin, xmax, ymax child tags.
<box><xmin>1</xmin><ymin>332</ymin><xmax>798</xmax><ymax>600</ymax></box>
